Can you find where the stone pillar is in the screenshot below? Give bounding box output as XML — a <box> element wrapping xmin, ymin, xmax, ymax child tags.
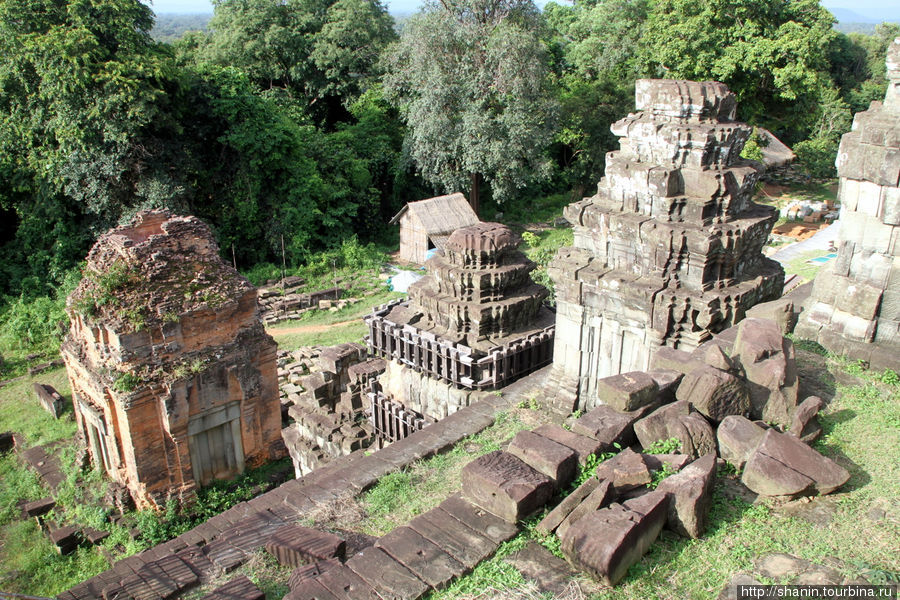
<box><xmin>549</xmin><ymin>79</ymin><xmax>784</xmax><ymax>412</ymax></box>
<box><xmin>796</xmin><ymin>39</ymin><xmax>900</xmax><ymax>371</ymax></box>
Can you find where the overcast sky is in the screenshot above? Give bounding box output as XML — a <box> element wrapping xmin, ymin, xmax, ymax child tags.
<box><xmin>147</xmin><ymin>0</ymin><xmax>900</xmax><ymax>21</ymax></box>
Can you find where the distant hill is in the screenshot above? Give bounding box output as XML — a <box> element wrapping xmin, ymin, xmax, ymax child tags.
<box><xmin>152</xmin><ymin>13</ymin><xmax>211</xmax><ymax>43</ymax></box>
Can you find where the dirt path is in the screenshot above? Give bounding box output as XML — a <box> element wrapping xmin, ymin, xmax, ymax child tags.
<box><xmin>266</xmin><ymin>319</ymin><xmax>360</xmax><ymax>337</ymax></box>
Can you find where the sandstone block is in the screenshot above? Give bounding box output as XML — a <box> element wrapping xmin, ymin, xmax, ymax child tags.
<box><xmin>675</xmin><ymin>365</ymin><xmax>750</xmax><ymax>422</ymax></box>
<box><xmin>560</xmin><ymin>490</ymin><xmax>668</xmax><ymax>585</ymax></box>
<box><xmin>536</xmin><ymin>477</ymin><xmax>601</xmax><ymax>536</ymax></box>
<box><xmin>532</xmin><ymin>424</ymin><xmax>604</xmax><ymax>465</ymax></box>
<box><xmin>556</xmin><ymin>480</ymin><xmax>615</xmax><ymax>540</ymax></box>
<box><xmin>571</xmin><ymin>404</ymin><xmax>651</xmax><ymax>449</ymax></box>
<box><xmin>648</xmin><ymin>369</ymin><xmax>683</xmax><ymax>404</ymax></box>
<box><xmin>461</xmin><ymin>451</ymin><xmax>554</xmax><ymax>522</ymax></box>
<box><xmin>265</xmin><ymin>525</ymin><xmax>346</xmax><ymax>567</ymax></box>
<box><xmin>655</xmin><ymin>453</ymin><xmax>717</xmax><ymax>538</ymax></box>
<box><xmin>717</xmin><ymin>415</ymin><xmax>766</xmax><ymax>470</ymax></box>
<box><xmin>788</xmin><ymin>396</ymin><xmax>824</xmax><ymax>444</ymax></box>
<box><xmin>634</xmin><ymin>400</ymin><xmax>716</xmax><ymax>458</ymax></box>
<box><xmin>595</xmin><ymin>371</ymin><xmax>659</xmax><ymax>412</ymax></box>
<box><xmin>594</xmin><ymin>448</ymin><xmax>652</xmax><ymax>492</ymax></box>
<box><xmin>741</xmin><ymin>430</ymin><xmax>849</xmax><ymax>498</ymax></box>
<box><xmin>732</xmin><ymin>318</ymin><xmax>799</xmax><ymax>426</ymax></box>
<box><xmin>507</xmin><ymin>430</ymin><xmax>578</xmax><ymax>487</ymax></box>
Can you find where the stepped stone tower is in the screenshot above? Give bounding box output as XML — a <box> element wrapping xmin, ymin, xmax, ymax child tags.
<box><xmin>367</xmin><ymin>222</ymin><xmax>555</xmax><ymax>422</ymax></box>
<box><xmin>796</xmin><ymin>39</ymin><xmax>900</xmax><ymax>370</ymax></box>
<box><xmin>61</xmin><ymin>211</ymin><xmax>282</xmax><ymax>507</ymax></box>
<box><xmin>549</xmin><ymin>79</ymin><xmax>784</xmax><ymax>411</ymax></box>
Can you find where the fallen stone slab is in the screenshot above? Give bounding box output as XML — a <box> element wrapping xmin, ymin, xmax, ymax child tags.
<box><xmin>154</xmin><ymin>553</ymin><xmax>200</xmax><ymax>590</ymax></box>
<box><xmin>532</xmin><ymin>424</ymin><xmax>603</xmax><ymax>465</ymax></box>
<box><xmin>556</xmin><ymin>480</ymin><xmax>615</xmax><ymax>540</ymax></box>
<box><xmin>642</xmin><ymin>454</ymin><xmax>691</xmax><ymax>473</ymax></box>
<box><xmin>22</xmin><ymin>497</ymin><xmax>55</xmax><ymax>518</ymax></box>
<box><xmin>507</xmin><ymin>430</ymin><xmax>578</xmax><ymax>487</ymax></box>
<box><xmin>742</xmin><ymin>429</ymin><xmax>850</xmax><ymax>498</ymax></box>
<box><xmin>202</xmin><ymin>538</ymin><xmax>247</xmax><ymax>572</ymax></box>
<box><xmin>265</xmin><ymin>524</ymin><xmax>346</xmax><ymax>567</ymax></box>
<box><xmin>438</xmin><ymin>495</ymin><xmax>519</xmax><ymax>545</ymax></box>
<box><xmin>345</xmin><ymin>545</ymin><xmax>429</xmax><ymax>600</ymax></box>
<box><xmin>717</xmin><ymin>415</ymin><xmax>766</xmax><ymax>470</ymax></box>
<box><xmin>593</xmin><ymin>448</ymin><xmax>652</xmax><ymax>492</ymax></box>
<box><xmin>649</xmin><ymin>369</ymin><xmax>683</xmax><ymax>404</ymax></box>
<box><xmin>655</xmin><ymin>453</ymin><xmax>717</xmax><ymax>538</ymax></box>
<box><xmin>634</xmin><ymin>400</ymin><xmax>716</xmax><ymax>458</ymax></box>
<box><xmin>201</xmin><ymin>575</ymin><xmax>264</xmax><ymax>600</ymax></box>
<box><xmin>288</xmin><ymin>558</ymin><xmax>341</xmax><ymax>590</ymax></box>
<box><xmin>675</xmin><ymin>366</ymin><xmax>750</xmax><ymax>422</ymax></box>
<box><xmin>788</xmin><ymin>396</ymin><xmax>824</xmax><ymax>444</ymax></box>
<box><xmin>83</xmin><ymin>527</ymin><xmax>111</xmax><ymax>546</ymax></box>
<box><xmin>571</xmin><ymin>405</ymin><xmax>651</xmax><ymax>450</ymax></box>
<box><xmin>595</xmin><ymin>371</ymin><xmax>659</xmax><ymax>412</ymax></box>
<box><xmin>315</xmin><ymin>564</ymin><xmax>381</xmax><ymax>600</ymax></box>
<box><xmin>408</xmin><ymin>507</ymin><xmax>497</xmax><ymax>570</ymax></box>
<box><xmin>285</xmin><ymin>578</ymin><xmax>341</xmax><ymax>600</ymax></box>
<box><xmin>505</xmin><ymin>541</ymin><xmax>582</xmax><ymax>597</ymax></box>
<box><xmin>461</xmin><ymin>451</ymin><xmax>554</xmax><ymax>522</ymax></box>
<box><xmin>49</xmin><ymin>525</ymin><xmax>80</xmax><ymax>555</ymax></box>
<box><xmin>376</xmin><ymin>526</ymin><xmax>465</xmax><ymax>589</ymax></box>
<box><xmin>536</xmin><ymin>477</ymin><xmax>601</xmax><ymax>536</ymax></box>
<box><xmin>560</xmin><ymin>491</ymin><xmax>668</xmax><ymax>586</ymax></box>
<box><xmin>731</xmin><ymin>318</ymin><xmax>799</xmax><ymax>426</ymax></box>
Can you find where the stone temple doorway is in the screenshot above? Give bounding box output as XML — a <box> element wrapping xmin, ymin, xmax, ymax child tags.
<box><xmin>188</xmin><ymin>403</ymin><xmax>244</xmax><ymax>486</ymax></box>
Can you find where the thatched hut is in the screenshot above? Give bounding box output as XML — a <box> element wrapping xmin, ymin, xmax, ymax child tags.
<box><xmin>390</xmin><ymin>193</ymin><xmax>480</xmax><ymax>264</ymax></box>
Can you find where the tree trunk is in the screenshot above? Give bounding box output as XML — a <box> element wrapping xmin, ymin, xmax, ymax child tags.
<box><xmin>469</xmin><ymin>172</ymin><xmax>480</xmax><ymax>216</ymax></box>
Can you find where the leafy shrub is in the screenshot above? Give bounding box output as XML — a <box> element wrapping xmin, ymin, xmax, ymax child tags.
<box><xmin>794</xmin><ymin>136</ymin><xmax>839</xmax><ymax>179</ymax></box>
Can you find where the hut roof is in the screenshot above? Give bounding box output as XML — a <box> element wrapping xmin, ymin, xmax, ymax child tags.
<box><xmin>389</xmin><ymin>193</ymin><xmax>479</xmax><ymax>239</ymax></box>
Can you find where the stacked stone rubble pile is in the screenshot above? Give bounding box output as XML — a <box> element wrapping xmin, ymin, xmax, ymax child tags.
<box><xmin>61</xmin><ymin>211</ymin><xmax>282</xmax><ymax>507</ymax></box>
<box><xmin>796</xmin><ymin>38</ymin><xmax>900</xmax><ymax>371</ymax></box>
<box><xmin>548</xmin><ymin>79</ymin><xmax>784</xmax><ymax>412</ymax></box>
<box><xmin>280</xmin><ymin>343</ymin><xmax>385</xmax><ymax>477</ymax></box>
<box><xmin>258</xmin><ymin>277</ymin><xmax>358</xmax><ymax>325</ymax></box>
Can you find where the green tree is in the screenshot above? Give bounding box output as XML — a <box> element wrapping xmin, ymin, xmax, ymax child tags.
<box><xmin>383</xmin><ymin>0</ymin><xmax>558</xmax><ymax>211</ymax></box>
<box><xmin>200</xmin><ymin>0</ymin><xmax>395</xmax><ymax>123</ymax></box>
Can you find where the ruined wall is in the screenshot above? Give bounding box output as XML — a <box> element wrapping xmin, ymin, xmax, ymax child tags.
<box><xmin>61</xmin><ymin>211</ymin><xmax>282</xmax><ymax>507</ymax></box>
<box><xmin>549</xmin><ymin>80</ymin><xmax>784</xmax><ymax>412</ymax></box>
<box><xmin>795</xmin><ymin>39</ymin><xmax>900</xmax><ymax>371</ymax></box>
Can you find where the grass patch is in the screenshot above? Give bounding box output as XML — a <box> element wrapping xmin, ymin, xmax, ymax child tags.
<box><xmin>486</xmin><ymin>191</ymin><xmax>573</xmax><ymax>225</ymax></box>
<box><xmin>783</xmin><ymin>250</ymin><xmax>833</xmax><ymax>283</ymax></box>
<box><xmin>272</xmin><ymin>321</ymin><xmax>369</xmax><ymax>351</ymax></box>
<box><xmin>357</xmin><ymin>410</ymin><xmax>528</xmax><ymax>536</ymax></box>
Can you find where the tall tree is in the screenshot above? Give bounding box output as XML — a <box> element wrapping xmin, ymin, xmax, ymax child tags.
<box><xmin>200</xmin><ymin>0</ymin><xmax>396</xmax><ymax>124</ymax></box>
<box><xmin>383</xmin><ymin>0</ymin><xmax>557</xmax><ymax>211</ymax></box>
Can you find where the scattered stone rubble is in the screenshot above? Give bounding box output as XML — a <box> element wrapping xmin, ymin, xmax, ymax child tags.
<box><xmin>61</xmin><ymin>211</ymin><xmax>283</xmax><ymax>507</ymax></box>
<box><xmin>257</xmin><ymin>276</ymin><xmax>355</xmax><ymax>326</ymax></box>
<box><xmin>548</xmin><ymin>79</ymin><xmax>784</xmax><ymax>412</ymax></box>
<box><xmin>280</xmin><ymin>344</ymin><xmax>385</xmax><ymax>477</ymax></box>
<box><xmin>796</xmin><ymin>39</ymin><xmax>900</xmax><ymax>372</ymax></box>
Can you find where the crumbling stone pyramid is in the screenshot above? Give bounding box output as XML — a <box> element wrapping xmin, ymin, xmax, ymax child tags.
<box><xmin>795</xmin><ymin>39</ymin><xmax>900</xmax><ymax>371</ymax></box>
<box><xmin>61</xmin><ymin>211</ymin><xmax>282</xmax><ymax>507</ymax></box>
<box><xmin>549</xmin><ymin>79</ymin><xmax>784</xmax><ymax>411</ymax></box>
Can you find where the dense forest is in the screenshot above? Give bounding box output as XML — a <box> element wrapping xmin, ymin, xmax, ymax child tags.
<box><xmin>0</xmin><ymin>0</ymin><xmax>898</xmax><ymax>360</ymax></box>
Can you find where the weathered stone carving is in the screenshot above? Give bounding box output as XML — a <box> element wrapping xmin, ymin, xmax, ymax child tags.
<box><xmin>549</xmin><ymin>79</ymin><xmax>784</xmax><ymax>411</ymax></box>
<box><xmin>795</xmin><ymin>39</ymin><xmax>900</xmax><ymax>370</ymax></box>
<box><xmin>61</xmin><ymin>211</ymin><xmax>282</xmax><ymax>507</ymax></box>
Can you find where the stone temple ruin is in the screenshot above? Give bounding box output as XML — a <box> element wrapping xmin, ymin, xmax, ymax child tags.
<box><xmin>61</xmin><ymin>211</ymin><xmax>283</xmax><ymax>507</ymax></box>
<box><xmin>796</xmin><ymin>39</ymin><xmax>900</xmax><ymax>371</ymax></box>
<box><xmin>548</xmin><ymin>79</ymin><xmax>784</xmax><ymax>412</ymax></box>
<box><xmin>366</xmin><ymin>222</ymin><xmax>555</xmax><ymax>422</ymax></box>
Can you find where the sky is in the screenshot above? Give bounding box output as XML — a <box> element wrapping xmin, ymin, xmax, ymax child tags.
<box><xmin>147</xmin><ymin>0</ymin><xmax>900</xmax><ymax>21</ymax></box>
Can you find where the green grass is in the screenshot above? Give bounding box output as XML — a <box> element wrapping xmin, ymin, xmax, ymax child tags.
<box><xmin>267</xmin><ymin>290</ymin><xmax>402</xmax><ymax>330</ymax></box>
<box><xmin>756</xmin><ymin>181</ymin><xmax>838</xmax><ymax>211</ymax></box>
<box><xmin>485</xmin><ymin>191</ymin><xmax>574</xmax><ymax>225</ymax></box>
<box><xmin>272</xmin><ymin>321</ymin><xmax>370</xmax><ymax>351</ymax></box>
<box><xmin>356</xmin><ymin>410</ymin><xmax>528</xmax><ymax>536</ymax></box>
<box><xmin>783</xmin><ymin>250</ymin><xmax>833</xmax><ymax>283</ymax></box>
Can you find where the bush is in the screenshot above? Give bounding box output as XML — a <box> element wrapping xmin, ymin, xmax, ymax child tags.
<box><xmin>794</xmin><ymin>136</ymin><xmax>839</xmax><ymax>179</ymax></box>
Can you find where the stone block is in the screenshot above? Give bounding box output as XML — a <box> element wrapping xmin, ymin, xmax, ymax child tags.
<box><xmin>742</xmin><ymin>429</ymin><xmax>850</xmax><ymax>498</ymax></box>
<box><xmin>202</xmin><ymin>575</ymin><xmax>264</xmax><ymax>600</ymax></box>
<box><xmin>49</xmin><ymin>525</ymin><xmax>80</xmax><ymax>555</ymax></box>
<box><xmin>536</xmin><ymin>476</ymin><xmax>602</xmax><ymax>536</ymax></box>
<box><xmin>675</xmin><ymin>365</ymin><xmax>750</xmax><ymax>422</ymax></box>
<box><xmin>788</xmin><ymin>396</ymin><xmax>824</xmax><ymax>444</ymax></box>
<box><xmin>594</xmin><ymin>448</ymin><xmax>652</xmax><ymax>492</ymax></box>
<box><xmin>595</xmin><ymin>371</ymin><xmax>659</xmax><ymax>412</ymax></box>
<box><xmin>560</xmin><ymin>490</ymin><xmax>668</xmax><ymax>586</ymax></box>
<box><xmin>345</xmin><ymin>545</ymin><xmax>429</xmax><ymax>600</ymax></box>
<box><xmin>571</xmin><ymin>404</ymin><xmax>650</xmax><ymax>449</ymax></box>
<box><xmin>460</xmin><ymin>451</ymin><xmax>555</xmax><ymax>522</ymax></box>
<box><xmin>438</xmin><ymin>495</ymin><xmax>519</xmax><ymax>545</ymax></box>
<box><xmin>532</xmin><ymin>424</ymin><xmax>604</xmax><ymax>465</ymax></box>
<box><xmin>648</xmin><ymin>369</ymin><xmax>683</xmax><ymax>404</ymax></box>
<box><xmin>507</xmin><ymin>430</ymin><xmax>578</xmax><ymax>487</ymax></box>
<box><xmin>22</xmin><ymin>497</ymin><xmax>55</xmax><ymax>517</ymax></box>
<box><xmin>375</xmin><ymin>526</ymin><xmax>465</xmax><ymax>589</ymax></box>
<box><xmin>634</xmin><ymin>400</ymin><xmax>716</xmax><ymax>458</ymax></box>
<box><xmin>265</xmin><ymin>525</ymin><xmax>346</xmax><ymax>567</ymax></box>
<box><xmin>655</xmin><ymin>453</ymin><xmax>717</xmax><ymax>538</ymax></box>
<box><xmin>556</xmin><ymin>480</ymin><xmax>615</xmax><ymax>540</ymax></box>
<box><xmin>717</xmin><ymin>415</ymin><xmax>766</xmax><ymax>470</ymax></box>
